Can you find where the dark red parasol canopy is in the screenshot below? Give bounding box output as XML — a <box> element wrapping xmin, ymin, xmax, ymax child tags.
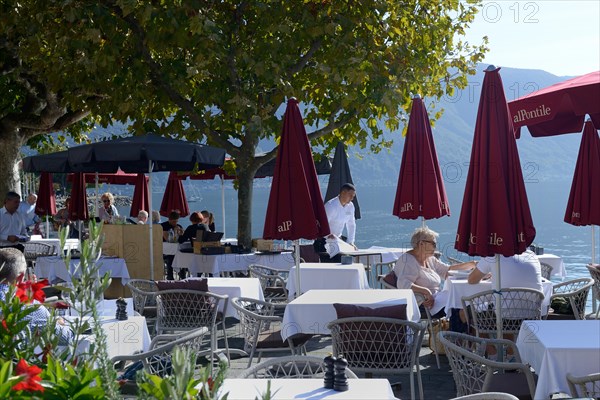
<box><xmin>69</xmin><ymin>172</ymin><xmax>89</xmax><ymax>221</ymax></box>
<box><xmin>34</xmin><ymin>172</ymin><xmax>57</xmax><ymax>217</ymax></box>
<box><xmin>392</xmin><ymin>96</ymin><xmax>450</xmax><ymax>221</ymax></box>
<box><xmin>130</xmin><ymin>173</ymin><xmax>150</xmax><ymax>218</ymax></box>
<box><xmin>508</xmin><ymin>71</ymin><xmax>600</xmax><ymax>138</ymax></box>
<box><xmin>160</xmin><ymin>171</ymin><xmax>190</xmax><ymax>218</ymax></box>
<box><xmin>263</xmin><ymin>98</ymin><xmax>330</xmax><ymax>240</ymax></box>
<box><xmin>455</xmin><ymin>67</ymin><xmax>536</xmax><ymax>257</ymax></box>
<box><xmin>564</xmin><ymin>121</ymin><xmax>600</xmax><ymax>226</ymax></box>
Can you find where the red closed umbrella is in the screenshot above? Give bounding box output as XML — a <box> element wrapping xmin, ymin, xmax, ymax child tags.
<box><xmin>160</xmin><ymin>171</ymin><xmax>190</xmax><ymax>218</ymax></box>
<box><xmin>455</xmin><ymin>66</ymin><xmax>536</xmax><ymax>337</ymax></box>
<box><xmin>564</xmin><ymin>121</ymin><xmax>600</xmax><ymax>264</ymax></box>
<box><xmin>35</xmin><ymin>172</ymin><xmax>57</xmax><ymax>237</ymax></box>
<box><xmin>508</xmin><ymin>71</ymin><xmax>600</xmax><ymax>138</ymax></box>
<box><xmin>69</xmin><ymin>172</ymin><xmax>89</xmax><ymax>221</ymax></box>
<box><xmin>392</xmin><ymin>96</ymin><xmax>450</xmax><ymax>223</ymax></box>
<box><xmin>263</xmin><ymin>98</ymin><xmax>330</xmax><ymax>295</ymax></box>
<box><xmin>130</xmin><ymin>173</ymin><xmax>150</xmax><ymax>218</ymax></box>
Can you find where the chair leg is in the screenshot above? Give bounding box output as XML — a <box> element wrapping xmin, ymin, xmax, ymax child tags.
<box><xmin>430</xmin><ymin>324</ymin><xmax>441</xmax><ymax>369</ymax></box>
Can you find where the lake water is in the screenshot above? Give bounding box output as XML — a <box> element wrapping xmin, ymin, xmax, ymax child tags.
<box><xmin>114</xmin><ymin>178</ymin><xmax>598</xmax><ymax>282</ymax></box>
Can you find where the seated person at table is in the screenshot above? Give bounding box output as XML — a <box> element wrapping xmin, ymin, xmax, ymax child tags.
<box><xmin>0</xmin><ymin>191</ymin><xmax>28</xmax><ymax>252</ymax></box>
<box><xmin>53</xmin><ymin>197</ymin><xmax>79</xmax><ymax>238</ymax></box>
<box><xmin>0</xmin><ymin>248</ymin><xmax>73</xmax><ymax>345</ymax></box>
<box><xmin>98</xmin><ymin>192</ymin><xmax>119</xmax><ymax>223</ymax></box>
<box><xmin>394</xmin><ymin>227</ymin><xmax>476</xmax><ymax>317</ymax></box>
<box><xmin>468</xmin><ymin>249</ymin><xmax>542</xmax><ymax>291</ymax></box>
<box><xmin>201</xmin><ymin>210</ymin><xmax>215</xmax><ymax>232</ymax></box>
<box><xmin>151</xmin><ymin>210</ymin><xmax>161</xmax><ymax>224</ymax></box>
<box><xmin>161</xmin><ymin>211</ymin><xmax>184</xmax><ymax>280</ymax></box>
<box><xmin>18</xmin><ymin>193</ymin><xmax>40</xmax><ymax>229</ymax></box>
<box><xmin>136</xmin><ymin>210</ymin><xmax>149</xmax><ymax>224</ymax></box>
<box><xmin>178</xmin><ymin>212</ymin><xmax>209</xmax><ymax>245</ymax></box>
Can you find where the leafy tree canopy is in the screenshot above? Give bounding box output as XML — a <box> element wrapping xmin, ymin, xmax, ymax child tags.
<box><xmin>0</xmin><ymin>0</ymin><xmax>487</xmax><ymax>245</ymax></box>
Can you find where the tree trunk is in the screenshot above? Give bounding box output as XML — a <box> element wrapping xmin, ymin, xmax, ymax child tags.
<box><xmin>0</xmin><ymin>130</ymin><xmax>25</xmax><ymax>196</ymax></box>
<box><xmin>236</xmin><ymin>167</ymin><xmax>255</xmax><ymax>249</ymax></box>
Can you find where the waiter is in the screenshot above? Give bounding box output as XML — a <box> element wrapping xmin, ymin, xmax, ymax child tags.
<box><xmin>314</xmin><ymin>183</ymin><xmax>357</xmax><ymax>262</ymax></box>
<box><xmin>0</xmin><ymin>192</ymin><xmax>28</xmax><ymax>252</ymax></box>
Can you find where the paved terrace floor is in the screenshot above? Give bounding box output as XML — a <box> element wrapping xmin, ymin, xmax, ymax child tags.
<box><xmin>219</xmin><ymin>317</ymin><xmax>458</xmax><ymax>400</ymax></box>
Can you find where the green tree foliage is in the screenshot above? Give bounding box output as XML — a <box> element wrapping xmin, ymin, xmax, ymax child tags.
<box><xmin>0</xmin><ymin>0</ymin><xmax>487</xmax><ymax>246</ymax></box>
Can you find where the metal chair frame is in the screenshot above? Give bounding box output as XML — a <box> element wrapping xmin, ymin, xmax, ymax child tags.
<box><xmin>567</xmin><ymin>372</ymin><xmax>600</xmax><ymax>398</ymax></box>
<box><xmin>549</xmin><ymin>278</ymin><xmax>594</xmax><ymax>320</ymax></box>
<box><xmin>327</xmin><ymin>316</ymin><xmax>426</xmax><ymax>400</ymax></box>
<box><xmin>126</xmin><ymin>279</ymin><xmax>158</xmax><ymax>333</ymax></box>
<box><xmin>586</xmin><ymin>264</ymin><xmax>600</xmax><ymax>318</ymax></box>
<box><xmin>24</xmin><ymin>242</ymin><xmax>54</xmax><ymax>279</ymax></box>
<box><xmin>248</xmin><ymin>264</ymin><xmax>289</xmax><ymax>305</ymax></box>
<box><xmin>438</xmin><ymin>331</ymin><xmax>537</xmax><ymax>399</ymax></box>
<box><xmin>461</xmin><ymin>288</ymin><xmax>544</xmax><ymax>338</ymax></box>
<box><xmin>372</xmin><ymin>260</ymin><xmax>396</xmax><ymax>288</ymax></box>
<box><xmin>540</xmin><ymin>262</ymin><xmax>553</xmax><ymax>280</ymax></box>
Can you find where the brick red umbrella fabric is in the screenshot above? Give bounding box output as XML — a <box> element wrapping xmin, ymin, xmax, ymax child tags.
<box><xmin>508</xmin><ymin>71</ymin><xmax>600</xmax><ymax>138</ymax></box>
<box><xmin>130</xmin><ymin>173</ymin><xmax>150</xmax><ymax>218</ymax></box>
<box><xmin>69</xmin><ymin>172</ymin><xmax>89</xmax><ymax>221</ymax></box>
<box><xmin>392</xmin><ymin>96</ymin><xmax>450</xmax><ymax>221</ymax></box>
<box><xmin>263</xmin><ymin>98</ymin><xmax>330</xmax><ymax>240</ymax></box>
<box><xmin>564</xmin><ymin>121</ymin><xmax>600</xmax><ymax>226</ymax></box>
<box><xmin>455</xmin><ymin>67</ymin><xmax>536</xmax><ymax>257</ymax></box>
<box><xmin>160</xmin><ymin>171</ymin><xmax>190</xmax><ymax>218</ymax></box>
<box><xmin>34</xmin><ymin>172</ymin><xmax>57</xmax><ymax>217</ymax></box>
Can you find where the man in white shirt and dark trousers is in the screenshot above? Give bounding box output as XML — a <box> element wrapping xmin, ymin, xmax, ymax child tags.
<box><xmin>314</xmin><ymin>183</ymin><xmax>357</xmax><ymax>262</ymax></box>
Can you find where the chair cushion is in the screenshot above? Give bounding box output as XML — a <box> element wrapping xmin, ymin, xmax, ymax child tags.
<box><xmin>486</xmin><ymin>372</ymin><xmax>537</xmax><ymax>400</ymax></box>
<box><xmin>142</xmin><ymin>306</ymin><xmax>157</xmax><ymax>319</ymax></box>
<box><xmin>333</xmin><ymin>303</ymin><xmax>407</xmax><ymax>320</ymax></box>
<box><xmin>383</xmin><ymin>271</ymin><xmax>397</xmax><ymax>288</ymax></box>
<box><xmin>256</xmin><ymin>330</ymin><xmax>312</xmax><ymax>349</ymax></box>
<box><xmin>156</xmin><ymin>278</ymin><xmax>208</xmax><ymax>292</ymax></box>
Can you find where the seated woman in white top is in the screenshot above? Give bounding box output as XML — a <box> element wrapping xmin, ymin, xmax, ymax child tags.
<box><xmin>394</xmin><ymin>227</ymin><xmax>476</xmax><ymax>316</ymax></box>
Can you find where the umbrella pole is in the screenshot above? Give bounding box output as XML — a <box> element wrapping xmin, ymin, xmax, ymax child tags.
<box><xmin>494</xmin><ymin>254</ymin><xmax>503</xmax><ymax>354</ymax></box>
<box><xmin>220</xmin><ymin>175</ymin><xmax>225</xmax><ymax>237</ymax></box>
<box><xmin>592</xmin><ymin>225</ymin><xmax>596</xmax><ymax>265</ymax></box>
<box><xmin>95</xmin><ymin>173</ymin><xmax>99</xmax><ymax>218</ymax></box>
<box><xmin>294</xmin><ymin>240</ymin><xmax>301</xmax><ymax>298</ymax></box>
<box><xmin>148</xmin><ymin>161</ymin><xmax>154</xmax><ymax>280</ymax></box>
<box><xmin>421</xmin><ymin>216</ymin><xmax>425</xmax><ymax>228</ymax></box>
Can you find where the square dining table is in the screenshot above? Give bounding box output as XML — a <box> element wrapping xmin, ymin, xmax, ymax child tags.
<box><xmin>286</xmin><ymin>262</ymin><xmax>370</xmax><ymax>298</ymax></box>
<box><xmin>206</xmin><ymin>277</ymin><xmax>265</xmax><ymax>318</ymax></box>
<box><xmin>281</xmin><ymin>289</ymin><xmax>420</xmax><ymax>341</ymax></box>
<box><xmin>516</xmin><ymin>320</ymin><xmax>600</xmax><ymax>400</ymax></box>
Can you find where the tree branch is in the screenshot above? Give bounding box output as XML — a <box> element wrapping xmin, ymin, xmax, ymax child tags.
<box><xmin>286</xmin><ymin>39</ymin><xmax>322</xmax><ymax>76</ymax></box>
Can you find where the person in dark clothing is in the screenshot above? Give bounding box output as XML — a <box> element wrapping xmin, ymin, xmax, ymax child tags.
<box><xmin>178</xmin><ymin>212</ymin><xmax>209</xmax><ymax>245</ymax></box>
<box><xmin>161</xmin><ymin>211</ymin><xmax>184</xmax><ymax>280</ymax></box>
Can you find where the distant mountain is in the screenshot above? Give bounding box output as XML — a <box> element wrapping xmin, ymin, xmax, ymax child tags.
<box><xmin>347</xmin><ymin>66</ymin><xmax>582</xmax><ymax>186</ymax></box>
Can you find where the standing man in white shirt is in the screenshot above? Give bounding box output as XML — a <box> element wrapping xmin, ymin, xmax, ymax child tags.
<box><xmin>18</xmin><ymin>193</ymin><xmax>39</xmax><ymax>228</ymax></box>
<box><xmin>314</xmin><ymin>183</ymin><xmax>357</xmax><ymax>262</ymax></box>
<box><xmin>0</xmin><ymin>192</ymin><xmax>28</xmax><ymax>252</ymax></box>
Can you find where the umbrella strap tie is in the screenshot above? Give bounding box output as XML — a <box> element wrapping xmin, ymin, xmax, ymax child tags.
<box><xmin>492</xmin><ymin>290</ymin><xmax>503</xmax><ymax>295</ymax></box>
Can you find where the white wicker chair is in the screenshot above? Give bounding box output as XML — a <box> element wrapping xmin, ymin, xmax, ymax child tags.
<box><xmin>155</xmin><ymin>289</ymin><xmax>230</xmax><ymax>362</ymax></box>
<box><xmin>372</xmin><ymin>260</ymin><xmax>396</xmax><ymax>288</ymax></box>
<box><xmin>586</xmin><ymin>264</ymin><xmax>600</xmax><ymax>318</ymax></box>
<box><xmin>548</xmin><ymin>278</ymin><xmax>594</xmax><ymax>320</ymax></box>
<box><xmin>248</xmin><ymin>264</ymin><xmax>289</xmax><ymax>305</ymax></box>
<box><xmin>24</xmin><ymin>242</ymin><xmax>54</xmax><ymax>278</ymax></box>
<box><xmin>450</xmin><ymin>392</ymin><xmax>519</xmax><ymax>400</ymax></box>
<box><xmin>540</xmin><ymin>262</ymin><xmax>553</xmax><ymax>280</ymax></box>
<box><xmin>238</xmin><ymin>355</ymin><xmax>358</xmax><ymax>379</ymax></box>
<box><xmin>567</xmin><ymin>372</ymin><xmax>600</xmax><ymax>398</ymax></box>
<box><xmin>327</xmin><ymin>316</ymin><xmax>426</xmax><ymax>400</ymax></box>
<box><xmin>126</xmin><ymin>279</ymin><xmax>158</xmax><ymax>333</ymax></box>
<box><xmin>461</xmin><ymin>288</ymin><xmax>544</xmax><ymax>338</ymax></box>
<box><xmin>230</xmin><ymin>297</ymin><xmax>312</xmax><ymax>368</ymax></box>
<box><xmin>438</xmin><ymin>331</ymin><xmax>537</xmax><ymax>399</ymax></box>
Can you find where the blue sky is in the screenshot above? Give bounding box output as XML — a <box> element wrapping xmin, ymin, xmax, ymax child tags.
<box><xmin>464</xmin><ymin>0</ymin><xmax>599</xmax><ymax>77</ymax></box>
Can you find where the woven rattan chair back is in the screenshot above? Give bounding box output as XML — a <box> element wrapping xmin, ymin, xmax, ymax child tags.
<box><xmin>248</xmin><ymin>264</ymin><xmax>288</xmax><ymax>304</ymax></box>
<box><xmin>540</xmin><ymin>262</ymin><xmax>553</xmax><ymax>280</ymax></box>
<box><xmin>586</xmin><ymin>264</ymin><xmax>600</xmax><ymax>318</ymax></box>
<box><xmin>155</xmin><ymin>289</ymin><xmax>225</xmax><ymax>334</ymax></box>
<box><xmin>438</xmin><ymin>331</ymin><xmax>536</xmax><ymax>398</ymax></box>
<box><xmin>550</xmin><ymin>278</ymin><xmax>594</xmax><ymax>320</ymax></box>
<box><xmin>567</xmin><ymin>372</ymin><xmax>600</xmax><ymax>398</ymax></box>
<box><xmin>450</xmin><ymin>392</ymin><xmax>519</xmax><ymax>400</ymax></box>
<box><xmin>238</xmin><ymin>355</ymin><xmax>358</xmax><ymax>379</ymax></box>
<box><xmin>461</xmin><ymin>288</ymin><xmax>543</xmax><ymax>338</ymax></box>
<box><xmin>127</xmin><ymin>279</ymin><xmax>158</xmax><ymax>311</ymax></box>
<box><xmin>327</xmin><ymin>316</ymin><xmax>426</xmax><ymax>400</ymax></box>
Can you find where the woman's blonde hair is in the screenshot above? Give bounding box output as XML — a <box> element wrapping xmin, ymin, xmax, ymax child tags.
<box><xmin>101</xmin><ymin>192</ymin><xmax>115</xmax><ymax>203</ymax></box>
<box><xmin>410</xmin><ymin>227</ymin><xmax>439</xmax><ymax>249</ymax></box>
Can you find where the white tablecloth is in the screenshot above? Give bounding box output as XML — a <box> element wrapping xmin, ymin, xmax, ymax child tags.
<box><xmin>281</xmin><ymin>289</ymin><xmax>420</xmax><ymax>341</ymax></box>
<box><xmin>68</xmin><ymin>298</ymin><xmax>136</xmax><ymax>318</ymax></box>
<box><xmin>162</xmin><ymin>242</ymin><xmax>180</xmax><ymax>256</ymax></box>
<box><xmin>443</xmin><ymin>278</ymin><xmax>554</xmax><ymax>316</ymax></box>
<box><xmin>286</xmin><ymin>263</ymin><xmax>370</xmax><ymax>297</ymax></box>
<box><xmin>516</xmin><ymin>320</ymin><xmax>600</xmax><ymax>400</ymax></box>
<box><xmin>27</xmin><ymin>237</ymin><xmax>80</xmax><ymax>256</ymax></box>
<box><xmin>173</xmin><ymin>251</ymin><xmax>295</xmax><ymax>276</ymax></box>
<box><xmin>204</xmin><ymin>277</ymin><xmax>264</xmax><ymax>318</ymax></box>
<box><xmin>35</xmin><ymin>256</ymin><xmax>130</xmax><ymax>285</ymax></box>
<box><xmin>69</xmin><ymin>316</ymin><xmax>151</xmax><ymax>360</ymax></box>
<box><xmin>220</xmin><ymin>378</ymin><xmax>398</xmax><ymax>400</ymax></box>
<box><xmin>537</xmin><ymin>253</ymin><xmax>566</xmax><ymax>278</ymax></box>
